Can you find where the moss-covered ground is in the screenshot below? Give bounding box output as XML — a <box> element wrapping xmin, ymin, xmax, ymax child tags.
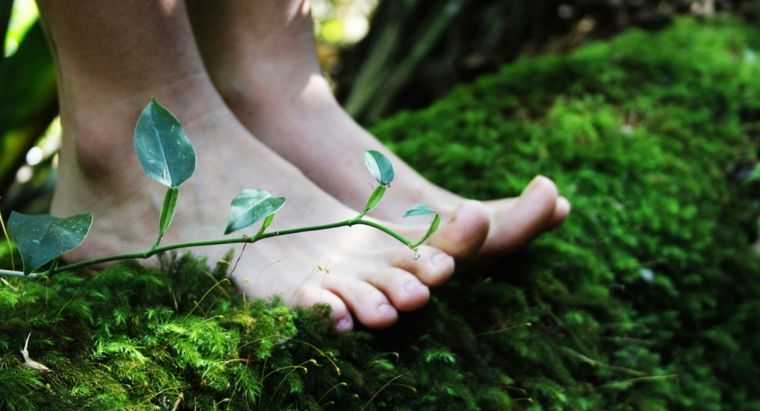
<box><xmin>3</xmin><ymin>18</ymin><xmax>760</xmax><ymax>410</ymax></box>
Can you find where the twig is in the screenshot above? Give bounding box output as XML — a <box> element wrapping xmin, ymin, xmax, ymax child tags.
<box><xmin>361</xmin><ymin>374</ymin><xmax>404</xmax><ymax>411</ymax></box>
<box><xmin>170</xmin><ymin>392</ymin><xmax>183</xmax><ymax>411</ymax></box>
<box><xmin>0</xmin><ymin>277</ymin><xmax>18</xmax><ymax>291</ymax></box>
<box><xmin>20</xmin><ymin>333</ymin><xmax>51</xmax><ymax>372</ymax></box>
<box><xmin>0</xmin><ymin>206</ymin><xmax>16</xmax><ymax>271</ymax></box>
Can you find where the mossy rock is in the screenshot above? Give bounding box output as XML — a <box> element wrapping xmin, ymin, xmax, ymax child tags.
<box><xmin>3</xmin><ymin>18</ymin><xmax>760</xmax><ymax>410</ymax></box>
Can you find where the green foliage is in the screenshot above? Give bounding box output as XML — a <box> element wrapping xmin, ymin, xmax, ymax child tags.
<box><xmin>2</xmin><ymin>18</ymin><xmax>760</xmax><ymax>410</ymax></box>
<box><xmin>134</xmin><ymin>98</ymin><xmax>196</xmax><ymax>189</ymax></box>
<box><xmin>403</xmin><ymin>204</ymin><xmax>440</xmax><ymax>247</ymax></box>
<box><xmin>403</xmin><ymin>203</ymin><xmax>437</xmax><ymax>217</ymax></box>
<box><xmin>156</xmin><ymin>186</ymin><xmax>179</xmax><ymax>245</ymax></box>
<box><xmin>7</xmin><ymin>211</ymin><xmax>91</xmax><ymax>274</ymax></box>
<box><xmin>363</xmin><ymin>185</ymin><xmax>387</xmax><ymax>214</ymax></box>
<box><xmin>370</xmin><ymin>18</ymin><xmax>760</xmax><ymax>409</ymax></box>
<box><xmin>0</xmin><ymin>21</ymin><xmax>56</xmax><ymax>195</ymax></box>
<box><xmin>134</xmin><ymin>98</ymin><xmax>195</xmax><ymax>248</ymax></box>
<box><xmin>0</xmin><ymin>2</ymin><xmax>11</xmax><ymax>58</ymax></box>
<box><xmin>225</xmin><ymin>189</ymin><xmax>286</xmax><ymax>235</ymax></box>
<box><xmin>364</xmin><ymin>149</ymin><xmax>395</xmax><ymax>186</ymax></box>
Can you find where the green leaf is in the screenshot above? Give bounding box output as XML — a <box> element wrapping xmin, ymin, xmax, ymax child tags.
<box><xmin>413</xmin><ymin>214</ymin><xmax>441</xmax><ymax>249</ymax></box>
<box><xmin>260</xmin><ymin>214</ymin><xmax>275</xmax><ymax>233</ymax></box>
<box><xmin>363</xmin><ymin>185</ymin><xmax>387</xmax><ymax>213</ymax></box>
<box><xmin>256</xmin><ymin>214</ymin><xmax>276</xmax><ymax>238</ymax></box>
<box><xmin>154</xmin><ymin>187</ymin><xmax>179</xmax><ymax>248</ymax></box>
<box><xmin>7</xmin><ymin>212</ymin><xmax>93</xmax><ymax>275</ymax></box>
<box><xmin>225</xmin><ymin>189</ymin><xmax>286</xmax><ymax>235</ymax></box>
<box><xmin>364</xmin><ymin>150</ymin><xmax>395</xmax><ymax>186</ymax></box>
<box><xmin>134</xmin><ymin>98</ymin><xmax>196</xmax><ymax>188</ymax></box>
<box><xmin>403</xmin><ymin>203</ymin><xmax>437</xmax><ymax>218</ymax></box>
<box><xmin>404</xmin><ymin>204</ymin><xmax>440</xmax><ymax>248</ymax></box>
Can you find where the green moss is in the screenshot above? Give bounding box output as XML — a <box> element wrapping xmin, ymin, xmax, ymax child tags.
<box><xmin>3</xmin><ymin>17</ymin><xmax>760</xmax><ymax>409</ymax></box>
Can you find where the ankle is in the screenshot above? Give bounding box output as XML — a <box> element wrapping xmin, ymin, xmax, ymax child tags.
<box><xmin>190</xmin><ymin>0</ymin><xmax>324</xmax><ymax>106</ymax></box>
<box><xmin>60</xmin><ymin>73</ymin><xmax>224</xmax><ymax>179</ymax></box>
<box><xmin>220</xmin><ymin>69</ymin><xmax>339</xmax><ymax>120</ymax></box>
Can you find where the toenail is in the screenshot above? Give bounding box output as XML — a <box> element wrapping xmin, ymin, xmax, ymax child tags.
<box><xmin>404</xmin><ymin>280</ymin><xmax>423</xmax><ymax>293</ymax></box>
<box><xmin>557</xmin><ymin>197</ymin><xmax>571</xmax><ymax>214</ymax></box>
<box><xmin>432</xmin><ymin>252</ymin><xmax>451</xmax><ymax>266</ymax></box>
<box><xmin>377</xmin><ymin>303</ymin><xmax>394</xmax><ymax>315</ymax></box>
<box><xmin>336</xmin><ymin>317</ymin><xmax>352</xmax><ymax>332</ymax></box>
<box><xmin>526</xmin><ymin>175</ymin><xmax>544</xmax><ymax>191</ymax></box>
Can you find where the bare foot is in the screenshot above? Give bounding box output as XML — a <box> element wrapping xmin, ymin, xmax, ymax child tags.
<box><xmin>188</xmin><ymin>0</ymin><xmax>571</xmax><ymax>259</ymax></box>
<box><xmin>51</xmin><ymin>80</ymin><xmax>489</xmax><ymax>331</ymax></box>
<box><xmin>39</xmin><ymin>0</ymin><xmax>489</xmax><ymax>331</ymax></box>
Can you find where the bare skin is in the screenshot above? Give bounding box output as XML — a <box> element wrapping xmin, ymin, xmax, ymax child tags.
<box><xmin>37</xmin><ymin>0</ymin><xmax>490</xmax><ymax>331</ymax></box>
<box><xmin>187</xmin><ymin>0</ymin><xmax>571</xmax><ymax>257</ymax></box>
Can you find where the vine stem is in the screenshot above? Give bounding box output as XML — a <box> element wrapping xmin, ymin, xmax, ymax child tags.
<box><xmin>0</xmin><ymin>216</ymin><xmax>420</xmax><ymax>278</ymax></box>
<box><xmin>0</xmin><ymin>269</ymin><xmax>30</xmax><ymax>278</ymax></box>
<box><xmin>0</xmin><ymin>209</ymin><xmax>16</xmax><ymax>271</ymax></box>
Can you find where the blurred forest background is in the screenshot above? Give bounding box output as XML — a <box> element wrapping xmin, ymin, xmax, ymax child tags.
<box><xmin>2</xmin><ymin>0</ymin><xmax>760</xmax><ymax>217</ymax></box>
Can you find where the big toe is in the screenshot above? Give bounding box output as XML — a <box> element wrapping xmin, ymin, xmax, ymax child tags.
<box><xmin>549</xmin><ymin>196</ymin><xmax>571</xmax><ymax>229</ymax></box>
<box><xmin>481</xmin><ymin>175</ymin><xmax>562</xmax><ymax>255</ymax></box>
<box><xmin>426</xmin><ymin>200</ymin><xmax>490</xmax><ymax>260</ymax></box>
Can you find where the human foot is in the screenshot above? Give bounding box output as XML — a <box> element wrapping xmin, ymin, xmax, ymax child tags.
<box><xmin>221</xmin><ymin>85</ymin><xmax>569</xmax><ymax>257</ymax></box>
<box><xmin>187</xmin><ymin>0</ymin><xmax>571</xmax><ymax>259</ymax></box>
<box><xmin>40</xmin><ymin>0</ymin><xmax>488</xmax><ymax>331</ymax></box>
<box><xmin>51</xmin><ymin>84</ymin><xmax>491</xmax><ymax>331</ymax></box>
<box><xmin>53</xmin><ymin>95</ymin><xmax>485</xmax><ymax>331</ymax></box>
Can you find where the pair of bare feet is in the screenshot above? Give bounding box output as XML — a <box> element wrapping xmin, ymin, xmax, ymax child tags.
<box><xmin>40</xmin><ymin>0</ymin><xmax>569</xmax><ymax>332</ymax></box>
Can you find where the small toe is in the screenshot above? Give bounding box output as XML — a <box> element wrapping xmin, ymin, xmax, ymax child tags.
<box><xmin>388</xmin><ymin>244</ymin><xmax>455</xmax><ymax>287</ymax></box>
<box><xmin>364</xmin><ymin>268</ymin><xmax>430</xmax><ymax>311</ymax></box>
<box><xmin>293</xmin><ymin>286</ymin><xmax>354</xmax><ymax>333</ymax></box>
<box><xmin>326</xmin><ymin>277</ymin><xmax>398</xmax><ymax>328</ymax></box>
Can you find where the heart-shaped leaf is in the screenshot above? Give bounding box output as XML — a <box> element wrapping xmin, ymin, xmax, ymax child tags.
<box><xmin>403</xmin><ymin>203</ymin><xmax>437</xmax><ymax>218</ymax></box>
<box><xmin>134</xmin><ymin>98</ymin><xmax>196</xmax><ymax>188</ymax></box>
<box><xmin>364</xmin><ymin>150</ymin><xmax>395</xmax><ymax>186</ymax></box>
<box><xmin>225</xmin><ymin>189</ymin><xmax>286</xmax><ymax>235</ymax></box>
<box><xmin>8</xmin><ymin>212</ymin><xmax>93</xmax><ymax>275</ymax></box>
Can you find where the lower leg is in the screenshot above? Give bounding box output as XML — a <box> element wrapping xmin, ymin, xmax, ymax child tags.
<box><xmin>37</xmin><ymin>0</ymin><xmax>486</xmax><ymax>330</ymax></box>
<box><xmin>39</xmin><ymin>0</ymin><xmax>226</xmax><ymax>256</ymax></box>
<box><xmin>187</xmin><ymin>0</ymin><xmax>571</xmax><ymax>258</ymax></box>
